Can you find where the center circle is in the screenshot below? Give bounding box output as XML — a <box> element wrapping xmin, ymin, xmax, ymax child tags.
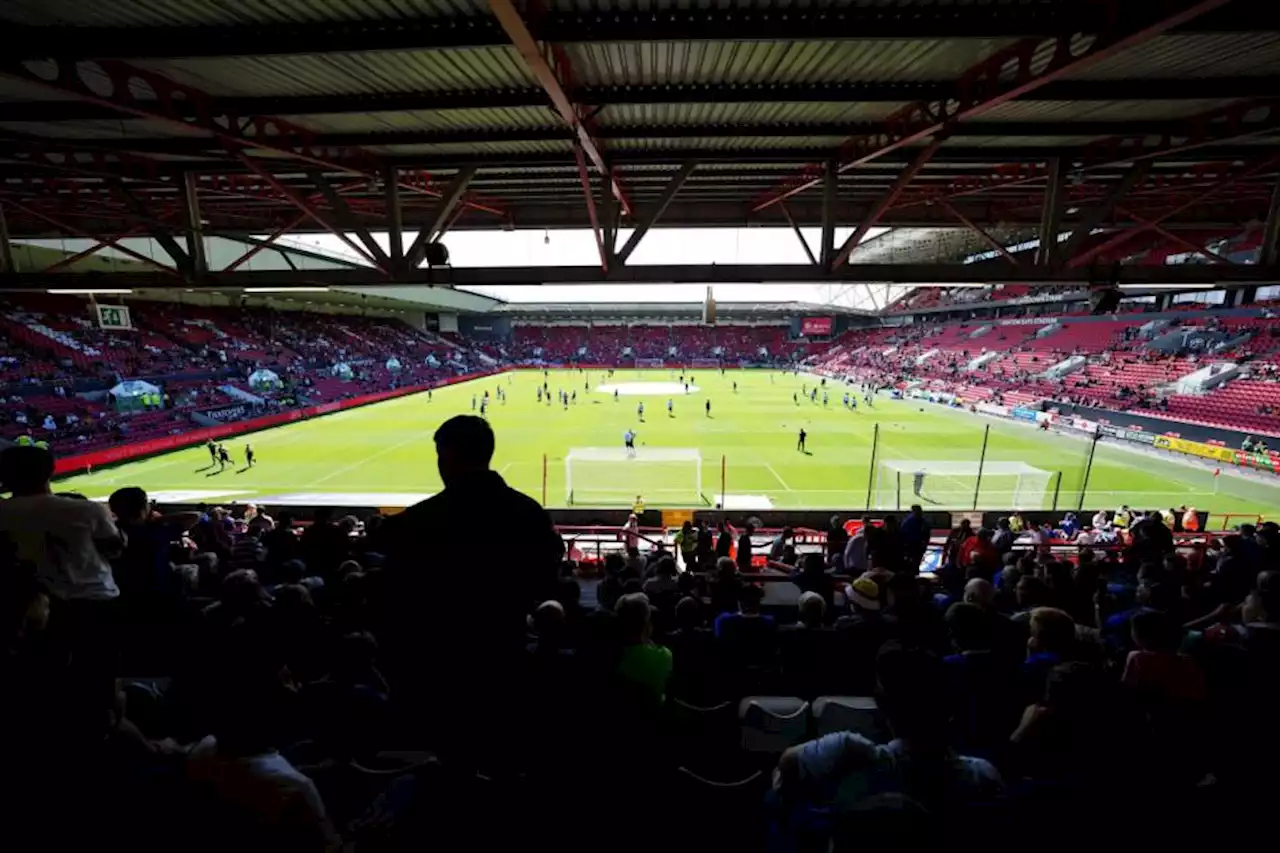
<box><xmin>595</xmin><ymin>382</ymin><xmax>700</xmax><ymax>396</ymax></box>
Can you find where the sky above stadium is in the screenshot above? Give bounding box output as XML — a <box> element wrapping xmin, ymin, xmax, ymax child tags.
<box><xmin>280</xmin><ymin>227</ymin><xmax>908</xmax><ymax>310</ymax></box>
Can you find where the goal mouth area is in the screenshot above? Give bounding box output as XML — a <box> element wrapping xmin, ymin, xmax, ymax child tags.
<box><xmin>565</xmin><ymin>446</ymin><xmax>710</xmax><ymax>508</ymax></box>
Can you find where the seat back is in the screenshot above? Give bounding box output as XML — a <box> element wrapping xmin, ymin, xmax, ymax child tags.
<box><xmin>812</xmin><ymin>695</ymin><xmax>887</xmax><ymax>741</ymax></box>
<box><xmin>739</xmin><ymin>696</ymin><xmax>810</xmax><ymax>753</ymax></box>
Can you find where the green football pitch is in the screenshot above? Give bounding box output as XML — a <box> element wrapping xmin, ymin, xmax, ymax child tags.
<box><xmin>56</xmin><ymin>369</ymin><xmax>1278</xmax><ymax>518</ymax></box>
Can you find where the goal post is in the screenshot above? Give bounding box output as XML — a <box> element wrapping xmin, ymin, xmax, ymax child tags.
<box><xmin>565</xmin><ymin>447</ymin><xmax>710</xmax><ymax>507</ymax></box>
<box><xmin>873</xmin><ymin>460</ymin><xmax>1059</xmax><ymax>510</ymax></box>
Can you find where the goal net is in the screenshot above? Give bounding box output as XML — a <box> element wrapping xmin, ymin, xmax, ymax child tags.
<box><xmin>566</xmin><ymin>447</ymin><xmax>707</xmax><ymax>506</ymax></box>
<box><xmin>873</xmin><ymin>460</ymin><xmax>1057</xmax><ymax>510</ymax></box>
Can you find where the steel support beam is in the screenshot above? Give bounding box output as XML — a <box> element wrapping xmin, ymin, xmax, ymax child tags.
<box><xmin>1263</xmin><ymin>173</ymin><xmax>1280</xmax><ymax>268</ymax></box>
<box><xmin>7</xmin><ymin>201</ymin><xmax>181</xmax><ymax>276</ymax></box>
<box><xmin>1067</xmin><ymin>155</ymin><xmax>1280</xmax><ymax>268</ymax></box>
<box><xmin>8</xmin><ymin>262</ymin><xmax>1280</xmax><ymax>291</ymax></box>
<box><xmin>751</xmin><ymin>0</ymin><xmax>1234</xmax><ymax>213</ymax></box>
<box><xmin>573</xmin><ymin>144</ymin><xmax>609</xmax><ymax>274</ymax></box>
<box><xmin>385</xmin><ymin>167</ymin><xmax>403</xmax><ymax>265</ymax></box>
<box><xmin>488</xmin><ymin>0</ymin><xmax>630</xmax><ymax>217</ymax></box>
<box><xmin>405</xmin><ymin>167</ymin><xmax>476</xmax><ymax>272</ymax></box>
<box><xmin>820</xmin><ymin>160</ymin><xmax>838</xmax><ymax>269</ymax></box>
<box><xmin>237</xmin><ymin>156</ymin><xmax>383</xmax><ymax>270</ymax></box>
<box><xmin>308</xmin><ymin>171</ymin><xmax>392</xmax><ymax>271</ymax></box>
<box><xmin>831</xmin><ymin>140</ymin><xmax>943</xmax><ymax>269</ymax></box>
<box><xmin>1036</xmin><ymin>158</ymin><xmax>1066</xmax><ymax>267</ymax></box>
<box><xmin>180</xmin><ymin>173</ymin><xmax>207</xmax><ymax>280</ymax></box>
<box><xmin>1112</xmin><ymin>205</ymin><xmax>1238</xmax><ymax>265</ymax></box>
<box><xmin>937</xmin><ymin>199</ymin><xmax>1021</xmax><ymax>267</ymax></box>
<box><xmin>115</xmin><ymin>183</ymin><xmax>193</xmax><ymax>277</ymax></box>
<box><xmin>41</xmin><ymin>226</ymin><xmax>148</xmax><ymax>273</ymax></box>
<box><xmin>614</xmin><ymin>161</ymin><xmax>697</xmax><ymax>267</ymax></box>
<box><xmin>0</xmin><ymin>204</ymin><xmax>13</xmax><ymax>274</ymax></box>
<box><xmin>1056</xmin><ymin>163</ymin><xmax>1151</xmax><ymax>268</ymax></box>
<box><xmin>222</xmin><ymin>214</ymin><xmax>308</xmax><ymax>273</ymax></box>
<box><xmin>781</xmin><ymin>203</ymin><xmax>818</xmax><ymax>267</ymax></box>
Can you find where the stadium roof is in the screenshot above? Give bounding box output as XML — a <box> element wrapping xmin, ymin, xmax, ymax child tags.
<box><xmin>0</xmin><ymin>0</ymin><xmax>1277</xmax><ymax>294</ymax></box>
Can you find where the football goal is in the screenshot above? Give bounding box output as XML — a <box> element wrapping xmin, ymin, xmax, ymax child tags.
<box><xmin>565</xmin><ymin>447</ymin><xmax>709</xmax><ymax>506</ymax></box>
<box><xmin>873</xmin><ymin>460</ymin><xmax>1060</xmax><ymax>510</ymax></box>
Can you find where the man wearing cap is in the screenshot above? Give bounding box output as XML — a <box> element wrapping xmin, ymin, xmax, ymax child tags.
<box><xmin>834</xmin><ymin>575</ymin><xmax>895</xmax><ymax>694</ymax></box>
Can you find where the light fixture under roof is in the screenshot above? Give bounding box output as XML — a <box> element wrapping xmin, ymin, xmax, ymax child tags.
<box><xmin>46</xmin><ymin>288</ymin><xmax>133</xmax><ymax>295</ymax></box>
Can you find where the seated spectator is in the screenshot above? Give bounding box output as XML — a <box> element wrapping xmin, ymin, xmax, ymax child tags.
<box><xmin>642</xmin><ymin>555</ymin><xmax>680</xmax><ymax>604</ymax></box>
<box><xmin>1023</xmin><ymin>606</ymin><xmax>1078</xmax><ymax>697</ymax></box>
<box><xmin>709</xmin><ymin>556</ymin><xmax>742</xmax><ymax>616</ymax></box>
<box><xmin>775</xmin><ymin>643</ymin><xmax>1002</xmax><ymax>824</ymax></box>
<box><xmin>779</xmin><ymin>592</ymin><xmax>840</xmax><ymax>698</ymax></box>
<box><xmin>715</xmin><ymin>582</ymin><xmax>778</xmax><ymax>687</ymax></box>
<box><xmin>665</xmin><ymin>595</ymin><xmax>720</xmax><ymax>702</ymax></box>
<box><xmin>1123</xmin><ymin>609</ymin><xmax>1205</xmax><ymax>705</ymax></box>
<box><xmin>186</xmin><ymin>631</ymin><xmax>339</xmax><ymax>851</ymax></box>
<box><xmin>614</xmin><ymin>593</ymin><xmax>672</xmax><ymax>707</ymax></box>
<box><xmin>792</xmin><ymin>552</ymin><xmax>835</xmax><ymax>612</ymax></box>
<box><xmin>944</xmin><ymin>602</ymin><xmax>1021</xmax><ymax>756</ymax></box>
<box><xmin>834</xmin><ymin>575</ymin><xmax>895</xmax><ymax>694</ymax></box>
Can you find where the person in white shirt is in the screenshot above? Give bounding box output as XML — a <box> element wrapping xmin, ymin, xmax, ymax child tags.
<box><xmin>843</xmin><ymin>519</ymin><xmax>871</xmax><ymax>575</ymax></box>
<box><xmin>1092</xmin><ymin>509</ymin><xmax>1110</xmax><ymax>530</ymax></box>
<box><xmin>0</xmin><ymin>446</ymin><xmax>122</xmax><ymax>601</ymax></box>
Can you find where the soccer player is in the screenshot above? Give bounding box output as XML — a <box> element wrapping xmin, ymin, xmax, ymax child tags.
<box><xmin>797</xmin><ymin>428</ymin><xmax>807</xmax><ymax>452</ymax></box>
<box><xmin>850</xmin><ymin>395</ymin><xmax>857</xmax><ymax>410</ymax></box>
<box><xmin>843</xmin><ymin>393</ymin><xmax>850</xmax><ymax>408</ymax></box>
<box><xmin>537</xmin><ymin>387</ymin><xmax>543</xmax><ymax>403</ymax></box>
<box><xmin>571</xmin><ymin>390</ymin><xmax>577</xmax><ymax>404</ymax></box>
<box><xmin>810</xmin><ymin>388</ymin><xmax>818</xmax><ymax>402</ymax></box>
<box><xmin>614</xmin><ymin>389</ymin><xmax>619</xmax><ymax>402</ymax></box>
<box><xmin>207</xmin><ymin>439</ymin><xmax>218</xmax><ymax>464</ymax></box>
<box><xmin>638</xmin><ymin>401</ymin><xmax>645</xmax><ymax>422</ymax></box>
<box><xmin>471</xmin><ymin>395</ymin><xmax>477</xmax><ymax>411</ymax></box>
<box><xmin>705</xmin><ymin>399</ymin><xmax>711</xmax><ymax>417</ymax></box>
<box><xmin>624</xmin><ymin>429</ymin><xmax>636</xmax><ymax>457</ymax></box>
<box><xmin>793</xmin><ymin>392</ymin><xmax>799</xmax><ymax>405</ymax></box>
<box><xmin>823</xmin><ymin>392</ymin><xmax>829</xmax><ymax>406</ymax></box>
<box><xmin>428</xmin><ymin>389</ymin><xmax>433</xmax><ymax>401</ymax></box>
<box><xmin>244</xmin><ymin>444</ymin><xmax>255</xmax><ymax>468</ymax></box>
<box><xmin>913</xmin><ymin>469</ymin><xmax>926</xmax><ymax>497</ymax></box>
<box><xmin>218</xmin><ymin>444</ymin><xmax>232</xmax><ymax>471</ymax></box>
<box><xmin>667</xmin><ymin>398</ymin><xmax>674</xmax><ymax>417</ymax></box>
<box><xmin>480</xmin><ymin>397</ymin><xmax>488</xmax><ymax>417</ymax></box>
<box><xmin>733</xmin><ymin>381</ymin><xmax>738</xmax><ymax>393</ymax></box>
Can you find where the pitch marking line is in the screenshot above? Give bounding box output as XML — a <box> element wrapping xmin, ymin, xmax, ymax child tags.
<box><xmin>764</xmin><ymin>462</ymin><xmax>795</xmax><ymax>492</ymax></box>
<box><xmin>304</xmin><ymin>423</ymin><xmax>439</xmax><ymax>489</ymax></box>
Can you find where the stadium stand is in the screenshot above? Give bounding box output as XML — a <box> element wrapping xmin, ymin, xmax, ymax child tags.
<box><xmin>3</xmin><ymin>417</ymin><xmax>1276</xmax><ymax>850</ymax></box>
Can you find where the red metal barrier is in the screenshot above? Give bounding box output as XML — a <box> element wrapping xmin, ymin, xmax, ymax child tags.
<box><xmin>54</xmin><ymin>369</ymin><xmax>497</xmax><ymax>477</ymax></box>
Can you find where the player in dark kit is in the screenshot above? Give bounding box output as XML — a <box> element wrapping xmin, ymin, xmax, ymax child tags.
<box><xmin>705</xmin><ymin>399</ymin><xmax>711</xmax><ymax>417</ymax></box>
<box><xmin>797</xmin><ymin>429</ymin><xmax>807</xmax><ymax>452</ymax></box>
<box><xmin>913</xmin><ymin>470</ymin><xmax>926</xmax><ymax>497</ymax></box>
<box><xmin>245</xmin><ymin>444</ymin><xmax>255</xmax><ymax>468</ymax></box>
<box><xmin>207</xmin><ymin>439</ymin><xmax>217</xmax><ymax>464</ymax></box>
<box><xmin>217</xmin><ymin>445</ymin><xmax>232</xmax><ymax>471</ymax></box>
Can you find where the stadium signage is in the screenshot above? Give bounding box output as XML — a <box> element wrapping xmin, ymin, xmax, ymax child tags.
<box><xmin>1098</xmin><ymin>424</ymin><xmax>1156</xmax><ymax>445</ymax></box>
<box><xmin>801</xmin><ymin>317</ymin><xmax>834</xmax><ymax>336</ymax></box>
<box><xmin>997</xmin><ymin>318</ymin><xmax>1058</xmax><ymax>326</ymax></box>
<box><xmin>53</xmin><ymin>371</ymin><xmax>497</xmax><ymax>477</ymax></box>
<box><xmin>204</xmin><ymin>404</ymin><xmax>249</xmax><ymax>423</ymax></box>
<box><xmin>1011</xmin><ymin>407</ymin><xmax>1040</xmax><ymax>423</ymax></box>
<box><xmin>1154</xmin><ymin>434</ymin><xmax>1236</xmax><ymax>462</ymax></box>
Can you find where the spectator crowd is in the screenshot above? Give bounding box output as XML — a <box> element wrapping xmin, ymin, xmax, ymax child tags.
<box><xmin>2</xmin><ymin>413</ymin><xmax>1277</xmax><ymax>852</ymax></box>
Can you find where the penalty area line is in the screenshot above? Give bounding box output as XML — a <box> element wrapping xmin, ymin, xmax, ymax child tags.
<box><xmin>764</xmin><ymin>462</ymin><xmax>795</xmax><ymax>491</ymax></box>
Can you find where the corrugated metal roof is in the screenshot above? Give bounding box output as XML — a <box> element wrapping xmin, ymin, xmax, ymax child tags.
<box><xmin>545</xmin><ymin>0</ymin><xmax>1067</xmax><ymax>13</ymax></box>
<box><xmin>601</xmin><ymin>101</ymin><xmax>900</xmax><ymax>127</ymax></box>
<box><xmin>371</xmin><ymin>140</ymin><xmax>575</xmax><ymax>156</ymax></box>
<box><xmin>287</xmin><ymin>107</ymin><xmax>560</xmax><ymax>134</ymax></box>
<box><xmin>565</xmin><ymin>38</ymin><xmax>1015</xmax><ymax>86</ymax></box>
<box><xmin>962</xmin><ymin>135</ymin><xmax>1100</xmax><ymax>148</ymax></box>
<box><xmin>133</xmin><ymin>48</ymin><xmax>533</xmax><ymax>97</ymax></box>
<box><xmin>0</xmin><ymin>118</ymin><xmax>199</xmax><ymax>139</ymax></box>
<box><xmin>1067</xmin><ymin>33</ymin><xmax>1280</xmax><ymax>79</ymax></box>
<box><xmin>611</xmin><ymin>136</ymin><xmax>849</xmax><ymax>151</ymax></box>
<box><xmin>981</xmin><ymin>98</ymin><xmax>1244</xmax><ymax>123</ymax></box>
<box><xmin>1</xmin><ymin>0</ymin><xmax>485</xmax><ymax>27</ymax></box>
